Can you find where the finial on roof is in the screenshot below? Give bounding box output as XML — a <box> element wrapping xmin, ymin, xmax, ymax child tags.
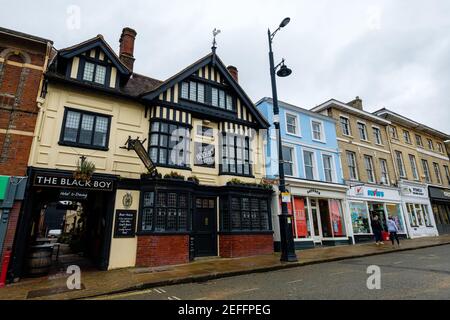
<box><xmin>212</xmin><ymin>28</ymin><xmax>221</xmax><ymax>53</ymax></box>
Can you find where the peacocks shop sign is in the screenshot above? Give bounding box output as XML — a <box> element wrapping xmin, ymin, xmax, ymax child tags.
<box><xmin>33</xmin><ymin>173</ymin><xmax>114</xmax><ymax>192</ymax></box>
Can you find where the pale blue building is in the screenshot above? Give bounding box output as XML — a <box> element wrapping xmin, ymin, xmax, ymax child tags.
<box><xmin>257</xmin><ymin>98</ymin><xmax>352</xmax><ymax>249</ymax></box>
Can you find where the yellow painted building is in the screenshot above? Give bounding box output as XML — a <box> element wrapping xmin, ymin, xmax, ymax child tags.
<box><xmin>11</xmin><ymin>28</ymin><xmax>274</xmax><ymax>280</ymax></box>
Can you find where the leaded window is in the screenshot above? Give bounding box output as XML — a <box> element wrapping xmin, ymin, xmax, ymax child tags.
<box><xmin>220</xmin><ymin>133</ymin><xmax>251</xmax><ymax>176</ymax></box>
<box><xmin>221</xmin><ymin>196</ymin><xmax>270</xmax><ymax>231</ymax></box>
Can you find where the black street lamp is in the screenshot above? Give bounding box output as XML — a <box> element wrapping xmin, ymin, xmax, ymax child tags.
<box><xmin>267</xmin><ymin>17</ymin><xmax>298</xmax><ymax>262</ymax></box>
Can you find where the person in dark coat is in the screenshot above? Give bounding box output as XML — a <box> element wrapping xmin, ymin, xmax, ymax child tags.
<box><xmin>371</xmin><ymin>215</ymin><xmax>384</xmax><ymax>245</ymax></box>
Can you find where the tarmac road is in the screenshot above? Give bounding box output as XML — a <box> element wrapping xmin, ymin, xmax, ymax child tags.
<box><xmin>97</xmin><ymin>244</ymin><xmax>450</xmax><ymax>300</ymax></box>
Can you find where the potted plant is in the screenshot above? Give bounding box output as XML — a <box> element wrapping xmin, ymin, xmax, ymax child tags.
<box><xmin>164</xmin><ymin>171</ymin><xmax>185</xmax><ymax>181</ymax></box>
<box><xmin>187</xmin><ymin>176</ymin><xmax>200</xmax><ymax>184</ymax></box>
<box><xmin>73</xmin><ymin>158</ymin><xmax>96</xmax><ymax>181</ymax></box>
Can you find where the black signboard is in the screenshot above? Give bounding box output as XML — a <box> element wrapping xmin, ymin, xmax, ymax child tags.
<box><xmin>429</xmin><ymin>186</ymin><xmax>450</xmax><ymax>202</ymax></box>
<box><xmin>59</xmin><ymin>190</ymin><xmax>88</xmax><ymax>201</ymax></box>
<box><xmin>194</xmin><ymin>142</ymin><xmax>215</xmax><ymax>168</ymax></box>
<box><xmin>33</xmin><ymin>173</ymin><xmax>114</xmax><ymax>192</ymax></box>
<box><xmin>114</xmin><ymin>210</ymin><xmax>137</xmax><ymax>238</ymax></box>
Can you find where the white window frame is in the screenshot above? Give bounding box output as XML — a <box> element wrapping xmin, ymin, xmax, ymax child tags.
<box><xmin>395</xmin><ymin>151</ymin><xmax>407</xmax><ymax>178</ymax></box>
<box><xmin>282</xmin><ymin>144</ymin><xmax>297</xmax><ymax>177</ymax></box>
<box><xmin>444</xmin><ymin>165</ymin><xmax>450</xmax><ymax>185</ymax></box>
<box><xmin>346</xmin><ymin>151</ymin><xmax>359</xmax><ymax>181</ymax></box>
<box><xmin>357</xmin><ymin>121</ymin><xmax>369</xmax><ymax>142</ymax></box>
<box><xmin>403</xmin><ymin>130</ymin><xmax>411</xmax><ymax>144</ymax></box>
<box><xmin>302</xmin><ymin>147</ymin><xmax>319</xmax><ymax>180</ymax></box>
<box><xmin>339</xmin><ymin>115</ymin><xmax>351</xmax><ymax>137</ymax></box>
<box><xmin>409</xmin><ymin>154</ymin><xmax>420</xmax><ymax>181</ymax></box>
<box><xmin>427</xmin><ymin>139</ymin><xmax>434</xmax><ymax>151</ymax></box>
<box><xmin>321</xmin><ymin>152</ymin><xmax>337</xmax><ymax>183</ymax></box>
<box><xmin>422</xmin><ymin>159</ymin><xmax>431</xmax><ymax>183</ymax></box>
<box><xmin>372</xmin><ymin>126</ymin><xmax>383</xmax><ymax>145</ymax></box>
<box><xmin>390</xmin><ymin>126</ymin><xmax>399</xmax><ymax>139</ymax></box>
<box><xmin>415</xmin><ymin>134</ymin><xmax>423</xmax><ymax>147</ymax></box>
<box><xmin>437</xmin><ymin>142</ymin><xmax>444</xmax><ymax>154</ymax></box>
<box><xmin>311</xmin><ymin>119</ymin><xmax>326</xmax><ymax>143</ymax></box>
<box><xmin>433</xmin><ymin>162</ymin><xmax>443</xmax><ymax>184</ymax></box>
<box><xmin>364</xmin><ymin>155</ymin><xmax>376</xmax><ymax>183</ymax></box>
<box><xmin>379</xmin><ymin>158</ymin><xmax>390</xmax><ymax>186</ymax></box>
<box><xmin>285</xmin><ymin>111</ymin><xmax>301</xmax><ymax>137</ymax></box>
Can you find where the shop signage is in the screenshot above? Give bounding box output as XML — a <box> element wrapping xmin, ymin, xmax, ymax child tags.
<box><xmin>59</xmin><ymin>190</ymin><xmax>88</xmax><ymax>201</ymax></box>
<box><xmin>113</xmin><ymin>210</ymin><xmax>137</xmax><ymax>238</ymax></box>
<box><xmin>444</xmin><ymin>192</ymin><xmax>450</xmax><ymax>198</ymax></box>
<box><xmin>367</xmin><ymin>189</ymin><xmax>385</xmax><ymax>198</ymax></box>
<box><xmin>126</xmin><ymin>138</ymin><xmax>157</xmax><ymax>176</ymax></box>
<box><xmin>33</xmin><ymin>173</ymin><xmax>114</xmax><ymax>191</ymax></box>
<box><xmin>307</xmin><ymin>189</ymin><xmax>321</xmax><ymax>195</ymax></box>
<box><xmin>194</xmin><ymin>142</ymin><xmax>215</xmax><ymax>168</ymax></box>
<box><xmin>401</xmin><ymin>186</ymin><xmax>425</xmax><ymax>197</ymax></box>
<box><xmin>429</xmin><ymin>187</ymin><xmax>450</xmax><ymax>201</ymax></box>
<box><xmin>281</xmin><ymin>192</ymin><xmax>291</xmax><ymax>203</ymax></box>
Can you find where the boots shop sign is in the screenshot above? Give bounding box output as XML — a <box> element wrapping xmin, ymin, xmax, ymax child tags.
<box><xmin>33</xmin><ymin>173</ymin><xmax>114</xmax><ymax>192</ymax></box>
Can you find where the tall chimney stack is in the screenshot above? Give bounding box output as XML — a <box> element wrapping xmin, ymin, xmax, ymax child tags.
<box><xmin>227</xmin><ymin>65</ymin><xmax>238</xmax><ymax>83</ymax></box>
<box><xmin>348</xmin><ymin>96</ymin><xmax>363</xmax><ymax>110</ymax></box>
<box><xmin>119</xmin><ymin>27</ymin><xmax>137</xmax><ymax>72</ymax></box>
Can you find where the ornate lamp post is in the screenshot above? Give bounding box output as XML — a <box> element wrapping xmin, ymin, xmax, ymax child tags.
<box><xmin>267</xmin><ymin>17</ymin><xmax>298</xmax><ymax>262</ymax></box>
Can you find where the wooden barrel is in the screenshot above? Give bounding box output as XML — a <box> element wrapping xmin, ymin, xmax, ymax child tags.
<box><xmin>27</xmin><ymin>245</ymin><xmax>53</xmax><ymax>276</ymax></box>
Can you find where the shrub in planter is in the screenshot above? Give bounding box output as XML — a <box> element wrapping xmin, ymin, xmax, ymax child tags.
<box><xmin>164</xmin><ymin>171</ymin><xmax>185</xmax><ymax>181</ymax></box>
<box><xmin>187</xmin><ymin>176</ymin><xmax>200</xmax><ymax>184</ymax></box>
<box><xmin>73</xmin><ymin>158</ymin><xmax>96</xmax><ymax>181</ymax></box>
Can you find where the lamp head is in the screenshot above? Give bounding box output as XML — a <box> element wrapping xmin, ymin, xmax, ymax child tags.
<box><xmin>277</xmin><ymin>64</ymin><xmax>292</xmax><ymax>77</ymax></box>
<box><xmin>279</xmin><ymin>17</ymin><xmax>291</xmax><ymax>28</ymax></box>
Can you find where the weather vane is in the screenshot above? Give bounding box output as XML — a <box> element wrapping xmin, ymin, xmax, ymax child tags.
<box><xmin>212</xmin><ymin>28</ymin><xmax>221</xmax><ymax>50</ymax></box>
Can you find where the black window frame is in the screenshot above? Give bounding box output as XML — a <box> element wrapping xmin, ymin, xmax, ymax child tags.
<box><xmin>139</xmin><ymin>189</ymin><xmax>192</xmax><ymax>234</ymax></box>
<box><xmin>219</xmin><ymin>132</ymin><xmax>253</xmax><ymax>177</ymax></box>
<box><xmin>59</xmin><ymin>107</ymin><xmax>112</xmax><ymax>151</ymax></box>
<box><xmin>179</xmin><ymin>80</ymin><xmax>236</xmax><ymax>112</ymax></box>
<box><xmin>148</xmin><ymin>120</ymin><xmax>191</xmax><ymax>170</ymax></box>
<box><xmin>220</xmin><ymin>194</ymin><xmax>272</xmax><ymax>232</ymax></box>
<box><xmin>78</xmin><ymin>56</ymin><xmax>111</xmax><ymax>87</ymax></box>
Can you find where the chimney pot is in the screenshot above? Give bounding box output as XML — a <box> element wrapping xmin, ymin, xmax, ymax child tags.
<box><xmin>119</xmin><ymin>27</ymin><xmax>137</xmax><ymax>71</ymax></box>
<box><xmin>227</xmin><ymin>65</ymin><xmax>238</xmax><ymax>83</ymax></box>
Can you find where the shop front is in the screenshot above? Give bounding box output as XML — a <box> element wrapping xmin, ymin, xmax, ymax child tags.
<box><xmin>9</xmin><ymin>167</ymin><xmax>118</xmax><ymax>281</ymax></box>
<box><xmin>347</xmin><ymin>185</ymin><xmax>407</xmax><ymax>243</ymax></box>
<box><xmin>282</xmin><ymin>179</ymin><xmax>350</xmax><ymax>249</ymax></box>
<box><xmin>399</xmin><ymin>181</ymin><xmax>438</xmax><ymax>238</ymax></box>
<box><xmin>429</xmin><ymin>186</ymin><xmax>450</xmax><ymax>235</ymax></box>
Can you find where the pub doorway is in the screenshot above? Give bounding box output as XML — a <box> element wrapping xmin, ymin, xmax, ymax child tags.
<box><xmin>18</xmin><ymin>186</ymin><xmax>114</xmax><ymax>278</ymax></box>
<box><xmin>193</xmin><ymin>197</ymin><xmax>217</xmax><ymax>257</ymax></box>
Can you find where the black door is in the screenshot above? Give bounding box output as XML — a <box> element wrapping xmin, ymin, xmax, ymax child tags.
<box><xmin>193</xmin><ymin>197</ymin><xmax>217</xmax><ymax>257</ymax></box>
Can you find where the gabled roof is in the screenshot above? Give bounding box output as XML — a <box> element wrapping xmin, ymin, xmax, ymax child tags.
<box><xmin>374</xmin><ymin>108</ymin><xmax>450</xmax><ymax>140</ymax></box>
<box><xmin>311</xmin><ymin>98</ymin><xmax>391</xmax><ymax>125</ymax></box>
<box><xmin>140</xmin><ymin>51</ymin><xmax>270</xmax><ymax>128</ymax></box>
<box><xmin>58</xmin><ymin>34</ymin><xmax>131</xmax><ymax>75</ymax></box>
<box><xmin>0</xmin><ymin>26</ymin><xmax>53</xmax><ymax>45</ymax></box>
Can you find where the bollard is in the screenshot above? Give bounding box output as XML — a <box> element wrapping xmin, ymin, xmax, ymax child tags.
<box><xmin>0</xmin><ymin>250</ymin><xmax>11</xmax><ymax>288</ymax></box>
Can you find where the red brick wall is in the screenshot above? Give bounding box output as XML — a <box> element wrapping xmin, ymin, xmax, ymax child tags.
<box><xmin>0</xmin><ymin>200</ymin><xmax>22</xmax><ymax>275</ymax></box>
<box><xmin>136</xmin><ymin>235</ymin><xmax>189</xmax><ymax>267</ymax></box>
<box><xmin>219</xmin><ymin>234</ymin><xmax>274</xmax><ymax>258</ymax></box>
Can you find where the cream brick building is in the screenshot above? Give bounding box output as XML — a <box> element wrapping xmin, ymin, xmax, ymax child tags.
<box><xmin>374</xmin><ymin>108</ymin><xmax>450</xmax><ymax>237</ymax></box>
<box><xmin>312</xmin><ymin>98</ymin><xmax>407</xmax><ymax>242</ymax></box>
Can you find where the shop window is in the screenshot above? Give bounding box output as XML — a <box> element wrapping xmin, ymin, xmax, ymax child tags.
<box><xmin>350</xmin><ymin>202</ymin><xmax>371</xmax><ymax>234</ymax></box>
<box><xmin>422</xmin><ymin>204</ymin><xmax>433</xmax><ymax>227</ymax></box>
<box><xmin>149</xmin><ymin>121</ymin><xmax>191</xmax><ymax>168</ymax></box>
<box><xmin>386</xmin><ymin>203</ymin><xmax>405</xmax><ymax>233</ymax></box>
<box><xmin>60</xmin><ymin>108</ymin><xmax>111</xmax><ymax>150</ymax></box>
<box><xmin>292</xmin><ymin>197</ymin><xmax>310</xmax><ymax>239</ymax></box>
<box><xmin>141</xmin><ymin>191</ymin><xmax>190</xmax><ymax>232</ymax></box>
<box><xmin>329</xmin><ymin>199</ymin><xmax>346</xmax><ymax>237</ymax></box>
<box><xmin>220</xmin><ymin>133</ymin><xmax>251</xmax><ymax>176</ymax></box>
<box><xmin>221</xmin><ymin>196</ymin><xmax>270</xmax><ymax>232</ymax></box>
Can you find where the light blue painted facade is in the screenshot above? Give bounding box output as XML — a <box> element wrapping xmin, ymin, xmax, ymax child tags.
<box><xmin>257</xmin><ymin>97</ymin><xmax>344</xmax><ymax>185</ymax></box>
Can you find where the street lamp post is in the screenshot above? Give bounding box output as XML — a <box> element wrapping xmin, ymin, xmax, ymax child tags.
<box><xmin>268</xmin><ymin>18</ymin><xmax>298</xmax><ymax>262</ymax></box>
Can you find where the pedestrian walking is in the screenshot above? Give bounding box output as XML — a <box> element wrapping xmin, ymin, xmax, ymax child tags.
<box><xmin>387</xmin><ymin>216</ymin><xmax>400</xmax><ymax>247</ymax></box>
<box><xmin>371</xmin><ymin>215</ymin><xmax>384</xmax><ymax>245</ymax></box>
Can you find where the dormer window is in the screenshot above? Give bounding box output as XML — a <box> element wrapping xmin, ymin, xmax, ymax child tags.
<box><xmin>82</xmin><ymin>61</ymin><xmax>106</xmax><ymax>85</ymax></box>
<box><xmin>181</xmin><ymin>81</ymin><xmax>234</xmax><ymax>111</ymax></box>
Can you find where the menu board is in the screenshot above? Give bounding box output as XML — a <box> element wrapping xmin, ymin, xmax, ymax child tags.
<box><xmin>114</xmin><ymin>210</ymin><xmax>137</xmax><ymax>238</ymax></box>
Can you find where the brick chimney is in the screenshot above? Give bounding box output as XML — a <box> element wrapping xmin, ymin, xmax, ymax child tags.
<box><xmin>348</xmin><ymin>96</ymin><xmax>363</xmax><ymax>110</ymax></box>
<box><xmin>119</xmin><ymin>27</ymin><xmax>137</xmax><ymax>71</ymax></box>
<box><xmin>227</xmin><ymin>65</ymin><xmax>238</xmax><ymax>83</ymax></box>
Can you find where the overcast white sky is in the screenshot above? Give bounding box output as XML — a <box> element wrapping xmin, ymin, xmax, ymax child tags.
<box><xmin>2</xmin><ymin>0</ymin><xmax>450</xmax><ymax>133</ymax></box>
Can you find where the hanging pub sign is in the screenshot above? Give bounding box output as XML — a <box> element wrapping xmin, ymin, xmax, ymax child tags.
<box><xmin>59</xmin><ymin>190</ymin><xmax>88</xmax><ymax>201</ymax></box>
<box><xmin>33</xmin><ymin>172</ymin><xmax>114</xmax><ymax>191</ymax></box>
<box><xmin>114</xmin><ymin>210</ymin><xmax>137</xmax><ymax>238</ymax></box>
<box><xmin>194</xmin><ymin>142</ymin><xmax>215</xmax><ymax>168</ymax></box>
<box><xmin>123</xmin><ymin>137</ymin><xmax>158</xmax><ymax>176</ymax></box>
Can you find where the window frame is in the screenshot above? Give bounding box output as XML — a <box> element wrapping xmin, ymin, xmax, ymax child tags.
<box><xmin>403</xmin><ymin>130</ymin><xmax>411</xmax><ymax>144</ymax></box>
<box><xmin>437</xmin><ymin>142</ymin><xmax>444</xmax><ymax>154</ymax></box>
<box><xmin>281</xmin><ymin>144</ymin><xmax>295</xmax><ymax>177</ymax></box>
<box><xmin>409</xmin><ymin>154</ymin><xmax>420</xmax><ymax>181</ymax></box>
<box><xmin>372</xmin><ymin>126</ymin><xmax>383</xmax><ymax>145</ymax></box>
<box><xmin>427</xmin><ymin>139</ymin><xmax>434</xmax><ymax>151</ymax></box>
<box><xmin>357</xmin><ymin>121</ymin><xmax>369</xmax><ymax>141</ymax></box>
<box><xmin>346</xmin><ymin>151</ymin><xmax>359</xmax><ymax>181</ymax></box>
<box><xmin>339</xmin><ymin>116</ymin><xmax>351</xmax><ymax>136</ymax></box>
<box><xmin>311</xmin><ymin>119</ymin><xmax>326</xmax><ymax>143</ymax></box>
<box><xmin>303</xmin><ymin>149</ymin><xmax>317</xmax><ymax>180</ymax></box>
<box><xmin>285</xmin><ymin>112</ymin><xmax>301</xmax><ymax>136</ymax></box>
<box><xmin>444</xmin><ymin>165</ymin><xmax>450</xmax><ymax>185</ymax></box>
<box><xmin>390</xmin><ymin>126</ymin><xmax>399</xmax><ymax>139</ymax></box>
<box><xmin>80</xmin><ymin>57</ymin><xmax>109</xmax><ymax>86</ymax></box>
<box><xmin>421</xmin><ymin>159</ymin><xmax>432</xmax><ymax>183</ymax></box>
<box><xmin>433</xmin><ymin>162</ymin><xmax>443</xmax><ymax>184</ymax></box>
<box><xmin>415</xmin><ymin>134</ymin><xmax>423</xmax><ymax>147</ymax></box>
<box><xmin>220</xmin><ymin>133</ymin><xmax>253</xmax><ymax>177</ymax></box>
<box><xmin>322</xmin><ymin>153</ymin><xmax>336</xmax><ymax>183</ymax></box>
<box><xmin>364</xmin><ymin>155</ymin><xmax>376</xmax><ymax>183</ymax></box>
<box><xmin>379</xmin><ymin>158</ymin><xmax>390</xmax><ymax>185</ymax></box>
<box><xmin>395</xmin><ymin>150</ymin><xmax>407</xmax><ymax>178</ymax></box>
<box><xmin>59</xmin><ymin>107</ymin><xmax>112</xmax><ymax>151</ymax></box>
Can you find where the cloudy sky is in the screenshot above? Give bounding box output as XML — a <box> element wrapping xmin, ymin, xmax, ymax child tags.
<box><xmin>2</xmin><ymin>0</ymin><xmax>450</xmax><ymax>132</ymax></box>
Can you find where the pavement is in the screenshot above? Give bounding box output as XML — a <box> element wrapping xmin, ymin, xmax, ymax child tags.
<box><xmin>1</xmin><ymin>234</ymin><xmax>450</xmax><ymax>300</ymax></box>
<box><xmin>103</xmin><ymin>245</ymin><xmax>450</xmax><ymax>300</ymax></box>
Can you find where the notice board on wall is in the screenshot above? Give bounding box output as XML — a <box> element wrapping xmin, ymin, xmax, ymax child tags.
<box><xmin>114</xmin><ymin>210</ymin><xmax>137</xmax><ymax>238</ymax></box>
